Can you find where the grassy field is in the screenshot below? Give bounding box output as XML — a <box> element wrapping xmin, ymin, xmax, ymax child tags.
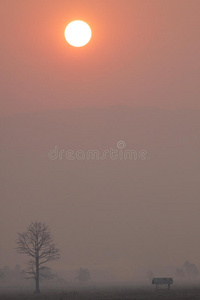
<box><xmin>1</xmin><ymin>285</ymin><xmax>200</xmax><ymax>300</ymax></box>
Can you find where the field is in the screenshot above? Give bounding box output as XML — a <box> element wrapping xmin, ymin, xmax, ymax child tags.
<box><xmin>1</xmin><ymin>285</ymin><xmax>200</xmax><ymax>300</ymax></box>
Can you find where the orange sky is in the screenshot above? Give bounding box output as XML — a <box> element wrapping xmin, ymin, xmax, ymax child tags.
<box><xmin>1</xmin><ymin>0</ymin><xmax>200</xmax><ymax>116</ymax></box>
<box><xmin>1</xmin><ymin>1</ymin><xmax>200</xmax><ymax>279</ymax></box>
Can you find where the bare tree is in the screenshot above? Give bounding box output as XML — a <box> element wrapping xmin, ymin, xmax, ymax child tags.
<box><xmin>76</xmin><ymin>268</ymin><xmax>91</xmax><ymax>283</ymax></box>
<box><xmin>16</xmin><ymin>221</ymin><xmax>60</xmax><ymax>294</ymax></box>
<box><xmin>147</xmin><ymin>270</ymin><xmax>154</xmax><ymax>281</ymax></box>
<box><xmin>183</xmin><ymin>261</ymin><xmax>199</xmax><ymax>280</ymax></box>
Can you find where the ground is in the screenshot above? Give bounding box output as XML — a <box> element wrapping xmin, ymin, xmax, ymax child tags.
<box><xmin>1</xmin><ymin>285</ymin><xmax>200</xmax><ymax>300</ymax></box>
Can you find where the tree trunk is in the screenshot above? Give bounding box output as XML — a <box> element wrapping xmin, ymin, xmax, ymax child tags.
<box><xmin>35</xmin><ymin>257</ymin><xmax>40</xmax><ymax>294</ymax></box>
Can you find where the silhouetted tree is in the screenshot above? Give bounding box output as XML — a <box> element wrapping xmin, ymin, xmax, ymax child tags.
<box><xmin>16</xmin><ymin>221</ymin><xmax>60</xmax><ymax>294</ymax></box>
<box><xmin>183</xmin><ymin>261</ymin><xmax>199</xmax><ymax>279</ymax></box>
<box><xmin>76</xmin><ymin>268</ymin><xmax>91</xmax><ymax>282</ymax></box>
<box><xmin>175</xmin><ymin>267</ymin><xmax>185</xmax><ymax>279</ymax></box>
<box><xmin>0</xmin><ymin>269</ymin><xmax>4</xmax><ymax>280</ymax></box>
<box><xmin>147</xmin><ymin>270</ymin><xmax>154</xmax><ymax>281</ymax></box>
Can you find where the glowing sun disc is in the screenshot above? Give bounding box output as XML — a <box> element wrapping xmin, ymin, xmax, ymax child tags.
<box><xmin>65</xmin><ymin>20</ymin><xmax>92</xmax><ymax>47</ymax></box>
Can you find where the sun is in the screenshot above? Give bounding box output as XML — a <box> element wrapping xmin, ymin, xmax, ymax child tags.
<box><xmin>64</xmin><ymin>20</ymin><xmax>92</xmax><ymax>47</ymax></box>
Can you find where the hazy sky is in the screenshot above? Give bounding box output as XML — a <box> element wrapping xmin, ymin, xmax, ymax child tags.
<box><xmin>1</xmin><ymin>0</ymin><xmax>200</xmax><ymax>280</ymax></box>
<box><xmin>1</xmin><ymin>0</ymin><xmax>200</xmax><ymax>116</ymax></box>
